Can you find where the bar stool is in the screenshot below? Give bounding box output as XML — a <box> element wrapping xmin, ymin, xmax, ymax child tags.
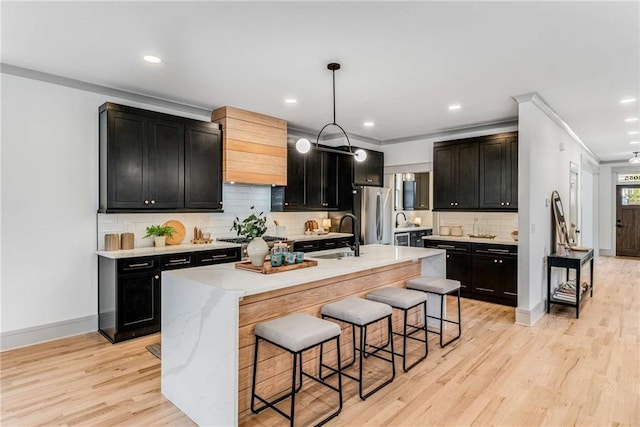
<box><xmin>366</xmin><ymin>287</ymin><xmax>429</xmax><ymax>372</ymax></box>
<box><xmin>407</xmin><ymin>277</ymin><xmax>461</xmax><ymax>348</ymax></box>
<box><xmin>320</xmin><ymin>297</ymin><xmax>395</xmax><ymax>400</ymax></box>
<box><xmin>251</xmin><ymin>313</ymin><xmax>343</xmax><ymax>427</ymax></box>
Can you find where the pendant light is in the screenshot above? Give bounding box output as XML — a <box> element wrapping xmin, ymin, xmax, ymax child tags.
<box><xmin>296</xmin><ymin>63</ymin><xmax>367</xmax><ymax>162</ymax></box>
<box><xmin>630</xmin><ymin>152</ymin><xmax>640</xmax><ymax>164</ymax></box>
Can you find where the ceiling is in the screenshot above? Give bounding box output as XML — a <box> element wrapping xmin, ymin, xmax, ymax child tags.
<box><xmin>2</xmin><ymin>1</ymin><xmax>639</xmax><ymax>162</ymax></box>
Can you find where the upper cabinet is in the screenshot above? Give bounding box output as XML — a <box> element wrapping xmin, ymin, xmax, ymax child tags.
<box><xmin>99</xmin><ymin>103</ymin><xmax>222</xmax><ymax>213</ymax></box>
<box><xmin>271</xmin><ymin>144</ymin><xmax>353</xmax><ymax>212</ymax></box>
<box><xmin>352</xmin><ymin>148</ymin><xmax>384</xmax><ymax>187</ymax></box>
<box><xmin>212</xmin><ymin>106</ymin><xmax>287</xmax><ymax>186</ymax></box>
<box><xmin>414</xmin><ymin>172</ymin><xmax>430</xmax><ymax>210</ymax></box>
<box><xmin>433</xmin><ymin>132</ymin><xmax>517</xmax><ymax>212</ymax></box>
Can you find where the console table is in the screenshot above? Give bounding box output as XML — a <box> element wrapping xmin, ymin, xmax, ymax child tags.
<box><xmin>546</xmin><ymin>248</ymin><xmax>594</xmax><ymax>318</ymax></box>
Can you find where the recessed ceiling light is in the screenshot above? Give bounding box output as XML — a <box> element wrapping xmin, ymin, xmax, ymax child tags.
<box><xmin>363</xmin><ymin>121</ymin><xmax>375</xmax><ymax>127</ymax></box>
<box><xmin>625</xmin><ymin>117</ymin><xmax>638</xmax><ymax>122</ymax></box>
<box><xmin>630</xmin><ymin>141</ymin><xmax>640</xmax><ymax>145</ymax></box>
<box><xmin>448</xmin><ymin>104</ymin><xmax>462</xmax><ymax>110</ymax></box>
<box><xmin>284</xmin><ymin>98</ymin><xmax>297</xmax><ymax>104</ymax></box>
<box><xmin>143</xmin><ymin>55</ymin><xmax>162</xmax><ymax>64</ymax></box>
<box><xmin>628</xmin><ymin>130</ymin><xmax>639</xmax><ymax>135</ymax></box>
<box><xmin>620</xmin><ymin>97</ymin><xmax>637</xmax><ymax>104</ymax></box>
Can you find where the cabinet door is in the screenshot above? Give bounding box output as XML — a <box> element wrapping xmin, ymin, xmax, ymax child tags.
<box><xmin>500</xmin><ymin>256</ymin><xmax>518</xmax><ymax>301</ymax></box>
<box><xmin>185</xmin><ymin>124</ymin><xmax>222</xmax><ymax>210</ymax></box>
<box><xmin>433</xmin><ymin>145</ymin><xmax>456</xmax><ymax>209</ymax></box>
<box><xmin>353</xmin><ymin>154</ymin><xmax>368</xmax><ymax>186</ymax></box>
<box><xmin>306</xmin><ymin>150</ymin><xmax>324</xmax><ymax>209</ymax></box>
<box><xmin>507</xmin><ymin>136</ymin><xmax>518</xmax><ymax>209</ymax></box>
<box><xmin>117</xmin><ymin>271</ymin><xmax>160</xmax><ymax>333</ymax></box>
<box><xmin>415</xmin><ymin>172</ymin><xmax>429</xmax><ymax>210</ymax></box>
<box><xmin>107</xmin><ymin>111</ymin><xmax>148</xmax><ymax>209</ymax></box>
<box><xmin>471</xmin><ymin>254</ymin><xmax>500</xmax><ymax>296</ymax></box>
<box><xmin>322</xmin><ymin>152</ymin><xmax>340</xmax><ymax>209</ymax></box>
<box><xmin>446</xmin><ymin>252</ymin><xmax>472</xmax><ymax>292</ymax></box>
<box><xmin>284</xmin><ymin>145</ymin><xmax>307</xmax><ymax>209</ymax></box>
<box><xmin>479</xmin><ymin>139</ymin><xmax>505</xmax><ymax>209</ymax></box>
<box><xmin>147</xmin><ymin>119</ymin><xmax>184</xmax><ymax>208</ymax></box>
<box><xmin>366</xmin><ymin>150</ymin><xmax>384</xmax><ymax>187</ymax></box>
<box><xmin>456</xmin><ymin>142</ymin><xmax>479</xmax><ymax>209</ymax></box>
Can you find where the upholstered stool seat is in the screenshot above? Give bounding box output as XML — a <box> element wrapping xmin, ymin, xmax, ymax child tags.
<box><xmin>407</xmin><ymin>276</ymin><xmax>462</xmax><ymax>348</ymax></box>
<box><xmin>320</xmin><ymin>297</ymin><xmax>395</xmax><ymax>400</ymax></box>
<box><xmin>366</xmin><ymin>287</ymin><xmax>429</xmax><ymax>372</ymax></box>
<box><xmin>251</xmin><ymin>313</ymin><xmax>343</xmax><ymax>426</ymax></box>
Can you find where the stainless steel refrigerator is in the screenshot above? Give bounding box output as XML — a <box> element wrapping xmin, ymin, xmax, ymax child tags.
<box><xmin>353</xmin><ymin>186</ymin><xmax>392</xmax><ymax>245</ymax></box>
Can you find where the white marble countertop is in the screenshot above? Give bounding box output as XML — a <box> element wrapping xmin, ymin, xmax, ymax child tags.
<box><xmin>422</xmin><ymin>235</ymin><xmax>518</xmax><ymax>245</ymax></box>
<box><xmin>394</xmin><ymin>226</ymin><xmax>433</xmax><ymax>233</ymax></box>
<box><xmin>97</xmin><ymin>241</ymin><xmax>242</xmax><ymax>259</ymax></box>
<box><xmin>163</xmin><ymin>244</ymin><xmax>445</xmax><ymax>297</ymax></box>
<box><xmin>287</xmin><ymin>232</ymin><xmax>353</xmax><ymax>241</ymax></box>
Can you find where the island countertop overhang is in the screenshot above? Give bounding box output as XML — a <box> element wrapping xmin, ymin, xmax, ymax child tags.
<box><xmin>162</xmin><ymin>244</ymin><xmax>446</xmax><ymax>297</ymax></box>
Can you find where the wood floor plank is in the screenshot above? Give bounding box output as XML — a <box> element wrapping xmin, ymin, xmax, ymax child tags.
<box><xmin>1</xmin><ymin>256</ymin><xmax>638</xmax><ymax>426</ymax></box>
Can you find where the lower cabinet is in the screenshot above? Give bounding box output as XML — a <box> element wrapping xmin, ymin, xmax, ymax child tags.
<box><xmin>409</xmin><ymin>229</ymin><xmax>432</xmax><ymax>247</ymax></box>
<box><xmin>99</xmin><ymin>247</ymin><xmax>241</xmax><ymax>343</ymax></box>
<box><xmin>293</xmin><ymin>236</ymin><xmax>354</xmax><ymax>253</ymax></box>
<box><xmin>423</xmin><ymin>240</ymin><xmax>517</xmax><ymax>306</ymax></box>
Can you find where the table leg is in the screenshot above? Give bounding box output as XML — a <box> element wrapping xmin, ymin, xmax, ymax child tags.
<box><xmin>590</xmin><ymin>258</ymin><xmax>594</xmax><ymax>297</ymax></box>
<box><xmin>576</xmin><ymin>264</ymin><xmax>581</xmax><ymax>319</ymax></box>
<box><xmin>546</xmin><ymin>260</ymin><xmax>552</xmax><ymax>313</ymax></box>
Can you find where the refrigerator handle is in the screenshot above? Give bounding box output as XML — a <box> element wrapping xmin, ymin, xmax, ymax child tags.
<box><xmin>376</xmin><ymin>192</ymin><xmax>382</xmax><ymax>242</ymax></box>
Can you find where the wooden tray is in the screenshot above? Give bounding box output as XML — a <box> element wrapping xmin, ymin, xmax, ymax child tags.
<box><xmin>235</xmin><ymin>259</ymin><xmax>318</xmax><ymax>274</ymax></box>
<box><xmin>163</xmin><ymin>220</ymin><xmax>186</xmax><ymax>245</ymax></box>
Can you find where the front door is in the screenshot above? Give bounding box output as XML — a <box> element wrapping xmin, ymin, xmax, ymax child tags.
<box><xmin>616</xmin><ymin>185</ymin><xmax>640</xmax><ymax>257</ymax></box>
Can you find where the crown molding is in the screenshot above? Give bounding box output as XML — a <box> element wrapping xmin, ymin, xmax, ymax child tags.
<box><xmin>382</xmin><ymin>118</ymin><xmax>518</xmax><ymax>145</ymax></box>
<box><xmin>1</xmin><ymin>63</ymin><xmax>213</xmax><ymax>118</ymax></box>
<box><xmin>513</xmin><ymin>92</ymin><xmax>600</xmax><ymax>162</ymax></box>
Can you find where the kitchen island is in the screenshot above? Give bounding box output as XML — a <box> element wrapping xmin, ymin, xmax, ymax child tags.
<box><xmin>161</xmin><ymin>244</ymin><xmax>445</xmax><ymax>426</ymax></box>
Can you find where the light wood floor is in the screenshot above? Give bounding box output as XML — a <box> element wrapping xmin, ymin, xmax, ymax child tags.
<box><xmin>1</xmin><ymin>256</ymin><xmax>638</xmax><ymax>426</ymax></box>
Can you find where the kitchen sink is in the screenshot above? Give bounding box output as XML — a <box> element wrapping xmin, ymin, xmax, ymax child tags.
<box><xmin>313</xmin><ymin>250</ymin><xmax>356</xmax><ymax>260</ymax></box>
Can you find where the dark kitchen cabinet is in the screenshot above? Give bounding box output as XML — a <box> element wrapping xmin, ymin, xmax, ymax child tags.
<box><xmin>271</xmin><ymin>144</ymin><xmax>352</xmax><ymax>212</ymax></box>
<box><xmin>433</xmin><ymin>132</ymin><xmax>517</xmax><ymax>212</ymax></box>
<box><xmin>353</xmin><ymin>148</ymin><xmax>384</xmax><ymax>187</ymax></box>
<box><xmin>293</xmin><ymin>236</ymin><xmax>354</xmax><ymax>253</ymax></box>
<box><xmin>99</xmin><ymin>102</ymin><xmax>222</xmax><ymax>213</ymax></box>
<box><xmin>479</xmin><ymin>134</ymin><xmax>518</xmax><ymax>210</ymax></box>
<box><xmin>433</xmin><ymin>141</ymin><xmax>478</xmax><ymax>210</ymax></box>
<box><xmin>423</xmin><ymin>240</ymin><xmax>473</xmax><ymax>295</ymax></box>
<box><xmin>472</xmin><ymin>244</ymin><xmax>517</xmax><ymax>306</ymax></box>
<box><xmin>98</xmin><ymin>246</ymin><xmax>241</xmax><ymax>343</ymax></box>
<box><xmin>414</xmin><ymin>172</ymin><xmax>430</xmax><ymax>210</ymax></box>
<box><xmin>185</xmin><ymin>123</ymin><xmax>223</xmax><ymax>210</ymax></box>
<box><xmin>409</xmin><ymin>229</ymin><xmax>432</xmax><ymax>247</ymax></box>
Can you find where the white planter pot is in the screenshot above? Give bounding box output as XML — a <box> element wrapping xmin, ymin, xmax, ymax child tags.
<box><xmin>247</xmin><ymin>236</ymin><xmax>269</xmax><ymax>266</ymax></box>
<box><xmin>154</xmin><ymin>236</ymin><xmax>167</xmax><ymax>247</ymax></box>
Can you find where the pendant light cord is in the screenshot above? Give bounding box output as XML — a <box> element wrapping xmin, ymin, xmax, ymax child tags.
<box><xmin>332</xmin><ymin>68</ymin><xmax>336</xmax><ymax>125</ymax></box>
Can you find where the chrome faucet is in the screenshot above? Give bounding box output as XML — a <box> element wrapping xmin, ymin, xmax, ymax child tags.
<box><xmin>395</xmin><ymin>212</ymin><xmax>407</xmax><ymax>228</ymax></box>
<box><xmin>338</xmin><ymin>213</ymin><xmax>360</xmax><ymax>257</ymax></box>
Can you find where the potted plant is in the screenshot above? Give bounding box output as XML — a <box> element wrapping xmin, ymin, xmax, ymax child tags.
<box><xmin>144</xmin><ymin>224</ymin><xmax>177</xmax><ymax>247</ymax></box>
<box><xmin>231</xmin><ymin>206</ymin><xmax>269</xmax><ymax>266</ymax></box>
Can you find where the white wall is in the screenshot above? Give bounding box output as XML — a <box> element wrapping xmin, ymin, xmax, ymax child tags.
<box><xmin>0</xmin><ymin>74</ymin><xmax>212</xmax><ymax>340</ymax></box>
<box><xmin>516</xmin><ymin>100</ymin><xmax>598</xmax><ymax>326</ymax></box>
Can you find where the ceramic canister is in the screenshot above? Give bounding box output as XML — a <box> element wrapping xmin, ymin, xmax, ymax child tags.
<box><xmin>104</xmin><ymin>233</ymin><xmax>120</xmax><ymax>251</ymax></box>
<box><xmin>120</xmin><ymin>232</ymin><xmax>135</xmax><ymax>250</ymax></box>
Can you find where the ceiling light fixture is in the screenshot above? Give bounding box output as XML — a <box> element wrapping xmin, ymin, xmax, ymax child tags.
<box><xmin>620</xmin><ymin>97</ymin><xmax>637</xmax><ymax>104</ymax></box>
<box><xmin>284</xmin><ymin>98</ymin><xmax>297</xmax><ymax>104</ymax></box>
<box><xmin>143</xmin><ymin>55</ymin><xmax>162</xmax><ymax>64</ymax></box>
<box><xmin>363</xmin><ymin>121</ymin><xmax>375</xmax><ymax>127</ymax></box>
<box><xmin>628</xmin><ymin>130</ymin><xmax>639</xmax><ymax>135</ymax></box>
<box><xmin>448</xmin><ymin>104</ymin><xmax>462</xmax><ymax>110</ymax></box>
<box><xmin>629</xmin><ymin>152</ymin><xmax>640</xmax><ymax>164</ymax></box>
<box><xmin>624</xmin><ymin>117</ymin><xmax>638</xmax><ymax>122</ymax></box>
<box><xmin>295</xmin><ymin>63</ymin><xmax>366</xmax><ymax>162</ymax></box>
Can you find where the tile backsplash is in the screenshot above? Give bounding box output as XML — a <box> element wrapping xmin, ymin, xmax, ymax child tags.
<box><xmin>435</xmin><ymin>212</ymin><xmax>518</xmax><ymax>240</ymax></box>
<box><xmin>97</xmin><ymin>184</ymin><xmax>328</xmax><ymax>250</ymax></box>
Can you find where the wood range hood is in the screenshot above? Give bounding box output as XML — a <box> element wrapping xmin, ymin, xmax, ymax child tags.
<box><xmin>212</xmin><ymin>106</ymin><xmax>287</xmax><ymax>186</ymax></box>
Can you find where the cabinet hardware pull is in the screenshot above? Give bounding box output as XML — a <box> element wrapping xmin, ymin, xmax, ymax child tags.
<box><xmin>154</xmin><ymin>275</ymin><xmax>160</xmax><ymax>279</ymax></box>
<box><xmin>211</xmin><ymin>254</ymin><xmax>228</xmax><ymax>259</ymax></box>
<box><xmin>168</xmin><ymin>258</ymin><xmax>188</xmax><ymax>263</ymax></box>
<box><xmin>494</xmin><ymin>259</ymin><xmax>498</xmax><ymax>263</ymax></box>
<box><xmin>128</xmin><ymin>262</ymin><xmax>151</xmax><ymax>268</ymax></box>
<box><xmin>144</xmin><ymin>200</ymin><xmax>149</xmax><ymax>205</ymax></box>
<box><xmin>499</xmin><ymin>260</ymin><xmax>503</xmax><ymax>264</ymax></box>
<box><xmin>454</xmin><ymin>202</ymin><xmax>458</xmax><ymax>206</ymax></box>
<box><xmin>284</xmin><ymin>202</ymin><xmax>289</xmax><ymax>205</ymax></box>
<box><xmin>219</xmin><ymin>201</ymin><xmax>223</xmax><ymax>205</ymax></box>
<box><xmin>302</xmin><ymin>244</ymin><xmax>314</xmax><ymax>248</ymax></box>
<box><xmin>366</xmin><ymin>179</ymin><xmax>373</xmax><ymax>182</ymax></box>
<box><xmin>201</xmin><ymin>258</ymin><xmax>213</xmax><ymax>262</ymax></box>
<box><xmin>504</xmin><ymin>292</ymin><xmax>517</xmax><ymax>296</ymax></box>
<box><xmin>488</xmin><ymin>248</ymin><xmax>510</xmax><ymax>253</ymax></box>
<box><xmin>437</xmin><ymin>244</ymin><xmax>456</xmax><ymax>249</ymax></box>
<box><xmin>325</xmin><ymin>242</ymin><xmax>336</xmax><ymax>246</ymax></box>
<box><xmin>501</xmin><ymin>202</ymin><xmax>505</xmax><ymax>206</ymax></box>
<box><xmin>450</xmin><ymin>202</ymin><xmax>454</xmax><ymax>206</ymax></box>
<box><xmin>476</xmin><ymin>287</ymin><xmax>495</xmax><ymax>293</ymax></box>
<box><xmin>150</xmin><ymin>200</ymin><xmax>156</xmax><ymax>204</ymax></box>
<box><xmin>446</xmin><ymin>255</ymin><xmax>450</xmax><ymax>258</ymax></box>
<box><xmin>506</xmin><ymin>202</ymin><xmax>510</xmax><ymax>206</ymax></box>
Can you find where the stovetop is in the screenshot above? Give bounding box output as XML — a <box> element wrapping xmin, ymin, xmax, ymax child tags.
<box><xmin>217</xmin><ymin>236</ymin><xmax>288</xmax><ymax>244</ymax></box>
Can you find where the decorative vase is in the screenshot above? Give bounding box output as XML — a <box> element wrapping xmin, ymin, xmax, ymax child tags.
<box><xmin>247</xmin><ymin>236</ymin><xmax>269</xmax><ymax>266</ymax></box>
<box><xmin>154</xmin><ymin>236</ymin><xmax>167</xmax><ymax>247</ymax></box>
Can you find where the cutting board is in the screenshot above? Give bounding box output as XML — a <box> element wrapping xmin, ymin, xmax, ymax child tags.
<box><xmin>162</xmin><ymin>220</ymin><xmax>186</xmax><ymax>245</ymax></box>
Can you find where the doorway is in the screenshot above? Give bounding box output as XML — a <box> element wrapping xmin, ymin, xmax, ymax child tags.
<box><xmin>616</xmin><ymin>185</ymin><xmax>640</xmax><ymax>257</ymax></box>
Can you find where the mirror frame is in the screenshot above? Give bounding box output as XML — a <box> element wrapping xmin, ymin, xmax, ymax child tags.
<box><xmin>551</xmin><ymin>190</ymin><xmax>571</xmax><ymax>248</ymax></box>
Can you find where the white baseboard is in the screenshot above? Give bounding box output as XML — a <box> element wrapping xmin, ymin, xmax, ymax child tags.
<box><xmin>1</xmin><ymin>315</ymin><xmax>98</xmax><ymax>351</ymax></box>
<box><xmin>599</xmin><ymin>249</ymin><xmax>615</xmax><ymax>257</ymax></box>
<box><xmin>515</xmin><ymin>300</ymin><xmax>546</xmax><ymax>326</ymax></box>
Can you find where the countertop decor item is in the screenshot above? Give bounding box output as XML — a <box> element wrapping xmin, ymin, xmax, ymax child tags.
<box><xmin>450</xmin><ymin>225</ymin><xmax>463</xmax><ymax>236</ymax></box>
<box><xmin>439</xmin><ymin>226</ymin><xmax>451</xmax><ymax>236</ymax></box>
<box><xmin>294</xmin><ymin>63</ymin><xmax>367</xmax><ymax>163</ymax></box>
<box><xmin>120</xmin><ymin>232</ymin><xmax>135</xmax><ymax>250</ymax></box>
<box><xmin>511</xmin><ymin>230</ymin><xmax>519</xmax><ymax>241</ymax></box>
<box><xmin>144</xmin><ymin>224</ymin><xmax>177</xmax><ymax>247</ymax></box>
<box><xmin>231</xmin><ymin>206</ymin><xmax>267</xmax><ymax>238</ymax></box>
<box><xmin>191</xmin><ymin>226</ymin><xmax>213</xmax><ymax>244</ymax></box>
<box><xmin>104</xmin><ymin>233</ymin><xmax>120</xmax><ymax>251</ymax></box>
<box><xmin>163</xmin><ymin>220</ymin><xmax>186</xmax><ymax>245</ymax></box>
